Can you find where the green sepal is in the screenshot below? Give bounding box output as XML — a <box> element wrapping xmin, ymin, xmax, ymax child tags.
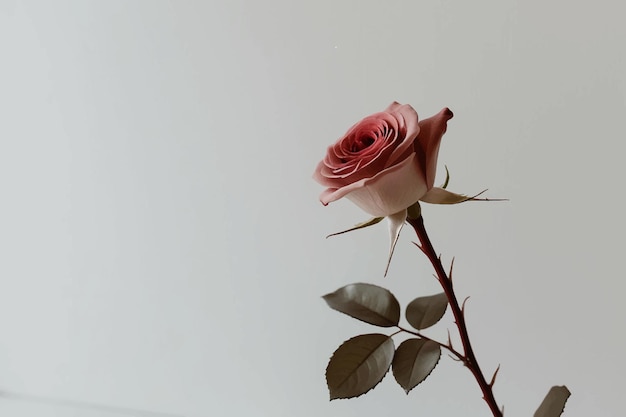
<box><xmin>326</xmin><ymin>217</ymin><xmax>385</xmax><ymax>238</ymax></box>
<box><xmin>384</xmin><ymin>210</ymin><xmax>407</xmax><ymax>277</ymax></box>
<box><xmin>440</xmin><ymin>165</ymin><xmax>450</xmax><ymax>189</ymax></box>
<box><xmin>420</xmin><ymin>187</ymin><xmax>490</xmax><ymax>205</ymax></box>
<box><xmin>406</xmin><ymin>201</ymin><xmax>421</xmax><ymax>220</ymax></box>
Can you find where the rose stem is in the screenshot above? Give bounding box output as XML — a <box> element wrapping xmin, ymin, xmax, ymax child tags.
<box><xmin>406</xmin><ymin>214</ymin><xmax>503</xmax><ymax>417</ymax></box>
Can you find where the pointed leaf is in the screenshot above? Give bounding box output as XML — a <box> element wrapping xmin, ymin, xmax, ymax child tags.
<box><xmin>326</xmin><ymin>334</ymin><xmax>395</xmax><ymax>400</ymax></box>
<box><xmin>384</xmin><ymin>209</ymin><xmax>407</xmax><ymax>277</ymax></box>
<box><xmin>406</xmin><ymin>292</ymin><xmax>448</xmax><ymax>330</ymax></box>
<box><xmin>323</xmin><ymin>283</ymin><xmax>401</xmax><ymax>327</ymax></box>
<box><xmin>326</xmin><ymin>217</ymin><xmax>384</xmax><ymax>238</ymax></box>
<box><xmin>392</xmin><ymin>338</ymin><xmax>441</xmax><ymax>394</ymax></box>
<box><xmin>534</xmin><ymin>386</ymin><xmax>571</xmax><ymax>417</ymax></box>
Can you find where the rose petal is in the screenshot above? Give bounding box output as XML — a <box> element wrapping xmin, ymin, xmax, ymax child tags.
<box><xmin>315</xmin><ymin>113</ymin><xmax>404</xmax><ymax>187</ymax></box>
<box><xmin>414</xmin><ymin>108</ymin><xmax>453</xmax><ymax>189</ymax></box>
<box><xmin>384</xmin><ymin>103</ymin><xmax>420</xmax><ymax>168</ymax></box>
<box><xmin>319</xmin><ymin>153</ymin><xmax>428</xmax><ymax>217</ymax></box>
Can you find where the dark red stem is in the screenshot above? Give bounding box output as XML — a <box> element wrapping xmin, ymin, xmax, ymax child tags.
<box><xmin>406</xmin><ymin>215</ymin><xmax>502</xmax><ymax>417</ymax></box>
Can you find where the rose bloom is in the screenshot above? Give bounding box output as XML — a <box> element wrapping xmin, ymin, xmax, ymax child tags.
<box><xmin>313</xmin><ymin>102</ymin><xmax>453</xmax><ymax>217</ymax></box>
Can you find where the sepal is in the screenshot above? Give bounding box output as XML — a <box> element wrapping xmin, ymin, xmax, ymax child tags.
<box><xmin>420</xmin><ymin>187</ymin><xmax>494</xmax><ymax>204</ymax></box>
<box><xmin>326</xmin><ymin>217</ymin><xmax>385</xmax><ymax>238</ymax></box>
<box><xmin>384</xmin><ymin>210</ymin><xmax>407</xmax><ymax>277</ymax></box>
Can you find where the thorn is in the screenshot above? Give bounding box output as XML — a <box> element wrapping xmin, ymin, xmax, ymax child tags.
<box><xmin>489</xmin><ymin>364</ymin><xmax>501</xmax><ymax>387</ymax></box>
<box><xmin>461</xmin><ymin>296</ymin><xmax>471</xmax><ymax>314</ymax></box>
<box><xmin>449</xmin><ymin>257</ymin><xmax>455</xmax><ymax>277</ymax></box>
<box><xmin>412</xmin><ymin>241</ymin><xmax>427</xmax><ymax>256</ymax></box>
<box><xmin>448</xmin><ymin>354</ymin><xmax>463</xmax><ymax>362</ymax></box>
<box><xmin>448</xmin><ymin>257</ymin><xmax>455</xmax><ymax>285</ymax></box>
<box><xmin>446</xmin><ymin>329</ymin><xmax>453</xmax><ymax>348</ymax></box>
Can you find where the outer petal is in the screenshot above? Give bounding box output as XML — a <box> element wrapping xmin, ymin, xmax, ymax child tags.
<box><xmin>414</xmin><ymin>108</ymin><xmax>453</xmax><ymax>189</ymax></box>
<box><xmin>319</xmin><ymin>153</ymin><xmax>428</xmax><ymax>217</ymax></box>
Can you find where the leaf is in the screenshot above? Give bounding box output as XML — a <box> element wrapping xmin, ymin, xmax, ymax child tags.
<box><xmin>406</xmin><ymin>293</ymin><xmax>448</xmax><ymax>330</ymax></box>
<box><xmin>534</xmin><ymin>386</ymin><xmax>571</xmax><ymax>417</ymax></box>
<box><xmin>326</xmin><ymin>217</ymin><xmax>385</xmax><ymax>238</ymax></box>
<box><xmin>326</xmin><ymin>334</ymin><xmax>395</xmax><ymax>400</ymax></box>
<box><xmin>384</xmin><ymin>210</ymin><xmax>407</xmax><ymax>277</ymax></box>
<box><xmin>323</xmin><ymin>283</ymin><xmax>401</xmax><ymax>327</ymax></box>
<box><xmin>392</xmin><ymin>338</ymin><xmax>441</xmax><ymax>394</ymax></box>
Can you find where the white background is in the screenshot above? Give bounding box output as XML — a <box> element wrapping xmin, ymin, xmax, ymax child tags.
<box><xmin>1</xmin><ymin>1</ymin><xmax>625</xmax><ymax>416</ymax></box>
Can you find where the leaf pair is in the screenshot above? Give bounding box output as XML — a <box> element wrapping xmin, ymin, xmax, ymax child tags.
<box><xmin>323</xmin><ymin>283</ymin><xmax>449</xmax><ymax>399</ymax></box>
<box><xmin>323</xmin><ymin>283</ymin><xmax>448</xmax><ymax>331</ymax></box>
<box><xmin>325</xmin><ymin>334</ymin><xmax>441</xmax><ymax>399</ymax></box>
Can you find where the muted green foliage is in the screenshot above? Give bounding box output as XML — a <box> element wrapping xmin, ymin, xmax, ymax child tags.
<box><xmin>420</xmin><ymin>187</ymin><xmax>476</xmax><ymax>204</ymax></box>
<box><xmin>406</xmin><ymin>201</ymin><xmax>422</xmax><ymax>220</ymax></box>
<box><xmin>384</xmin><ymin>210</ymin><xmax>407</xmax><ymax>277</ymax></box>
<box><xmin>326</xmin><ymin>217</ymin><xmax>384</xmax><ymax>238</ymax></box>
<box><xmin>534</xmin><ymin>386</ymin><xmax>571</xmax><ymax>417</ymax></box>
<box><xmin>326</xmin><ymin>334</ymin><xmax>395</xmax><ymax>400</ymax></box>
<box><xmin>323</xmin><ymin>283</ymin><xmax>401</xmax><ymax>327</ymax></box>
<box><xmin>405</xmin><ymin>292</ymin><xmax>448</xmax><ymax>330</ymax></box>
<box><xmin>392</xmin><ymin>338</ymin><xmax>441</xmax><ymax>394</ymax></box>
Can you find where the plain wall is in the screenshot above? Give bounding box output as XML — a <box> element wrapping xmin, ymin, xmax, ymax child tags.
<box><xmin>1</xmin><ymin>1</ymin><xmax>625</xmax><ymax>416</ymax></box>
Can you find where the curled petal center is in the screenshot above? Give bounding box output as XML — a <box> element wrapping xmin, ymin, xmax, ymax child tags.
<box><xmin>350</xmin><ymin>135</ymin><xmax>375</xmax><ymax>152</ymax></box>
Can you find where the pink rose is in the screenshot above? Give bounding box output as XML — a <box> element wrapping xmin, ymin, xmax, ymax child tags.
<box><xmin>313</xmin><ymin>102</ymin><xmax>453</xmax><ymax>217</ymax></box>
